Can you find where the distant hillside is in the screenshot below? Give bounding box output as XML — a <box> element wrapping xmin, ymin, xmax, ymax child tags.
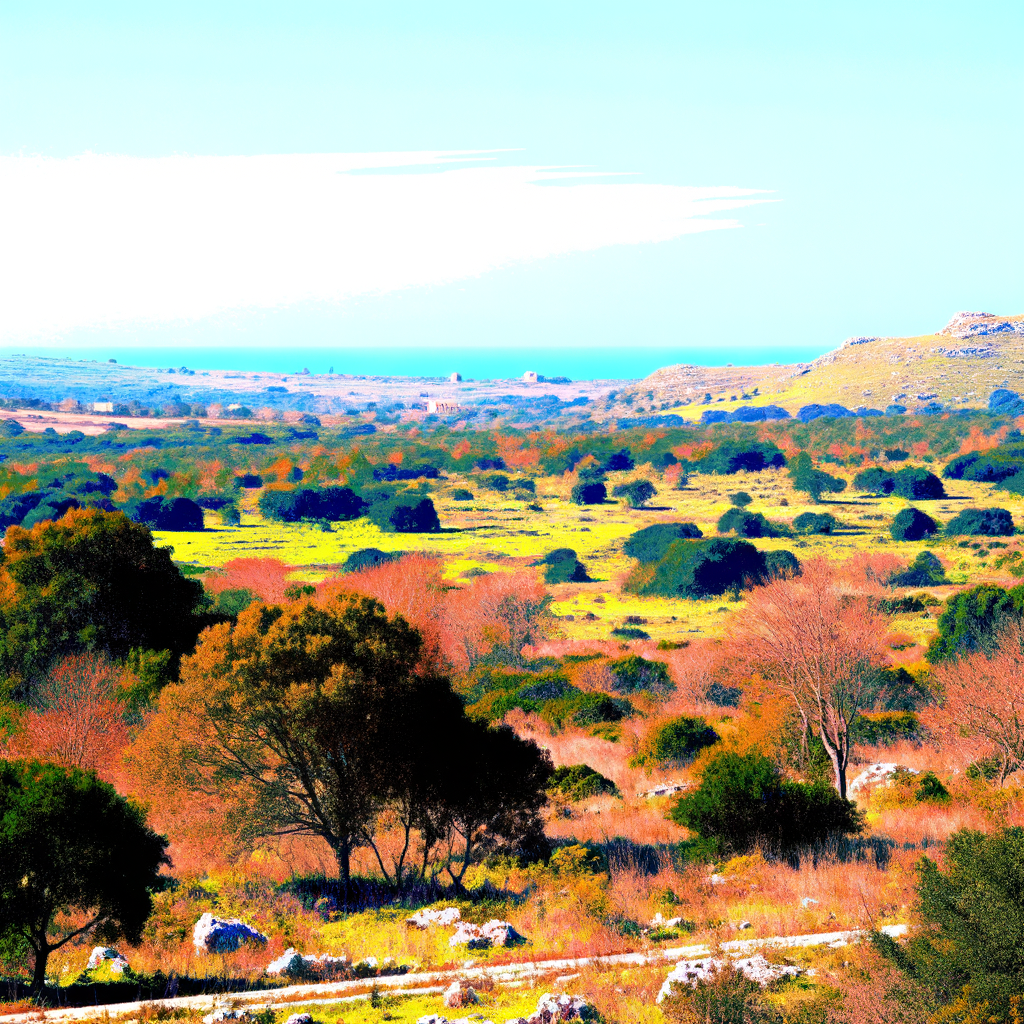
<box><xmin>612</xmin><ymin>311</ymin><xmax>1024</xmax><ymax>420</ymax></box>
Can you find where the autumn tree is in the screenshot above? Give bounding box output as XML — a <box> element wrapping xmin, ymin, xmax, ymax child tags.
<box><xmin>0</xmin><ymin>760</ymin><xmax>168</xmax><ymax>994</ymax></box>
<box><xmin>0</xmin><ymin>508</ymin><xmax>205</xmax><ymax>697</ymax></box>
<box><xmin>130</xmin><ymin>594</ymin><xmax>550</xmax><ymax>895</ymax></box>
<box><xmin>731</xmin><ymin>559</ymin><xmax>890</xmax><ymax>798</ymax></box>
<box><xmin>925</xmin><ymin>620</ymin><xmax>1024</xmax><ymax>785</ymax></box>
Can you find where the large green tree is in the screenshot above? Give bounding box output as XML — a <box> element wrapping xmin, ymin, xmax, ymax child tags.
<box><xmin>0</xmin><ymin>760</ymin><xmax>168</xmax><ymax>994</ymax></box>
<box><xmin>131</xmin><ymin>594</ymin><xmax>551</xmax><ymax>895</ymax></box>
<box><xmin>789</xmin><ymin>451</ymin><xmax>847</xmax><ymax>503</ymax></box>
<box><xmin>0</xmin><ymin>508</ymin><xmax>205</xmax><ymax>697</ymax></box>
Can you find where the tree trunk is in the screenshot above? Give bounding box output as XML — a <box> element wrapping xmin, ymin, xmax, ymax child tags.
<box><xmin>31</xmin><ymin>941</ymin><xmax>49</xmax><ymax>997</ymax></box>
<box><xmin>334</xmin><ymin>843</ymin><xmax>351</xmax><ymax>906</ymax></box>
<box><xmin>819</xmin><ymin>725</ymin><xmax>848</xmax><ymax>800</ymax></box>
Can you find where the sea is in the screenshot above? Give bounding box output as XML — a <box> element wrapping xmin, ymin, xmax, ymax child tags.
<box><xmin>1</xmin><ymin>345</ymin><xmax>826</xmax><ymax>381</ymax></box>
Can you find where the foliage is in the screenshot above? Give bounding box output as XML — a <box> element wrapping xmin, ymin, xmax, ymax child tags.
<box><xmin>570</xmin><ymin>481</ymin><xmax>607</xmax><ymax>505</ymax></box>
<box><xmin>631</xmin><ymin>715</ymin><xmax>719</xmax><ymax>768</ymax></box>
<box><xmin>688</xmin><ymin>441</ymin><xmax>787</xmax><ymax>475</ymax></box>
<box><xmin>891</xmin><ymin>551</ymin><xmax>947</xmax><ymax>586</ymax></box>
<box><xmin>547</xmin><ymin>764</ymin><xmax>619</xmax><ymax>801</ymax></box>
<box><xmin>891</xmin><ymin>507</ymin><xmax>939</xmax><ymax>542</ymax></box>
<box><xmin>607</xmin><ymin>653</ymin><xmax>674</xmax><ymax>695</ymax></box>
<box><xmin>893</xmin><ymin>467</ymin><xmax>945</xmax><ymax>500</ymax></box>
<box><xmin>852</xmin><ymin>711</ymin><xmax>921</xmax><ymax>745</ymax></box>
<box><xmin>717</xmin><ymin>508</ymin><xmax>791</xmax><ymax>538</ymax></box>
<box><xmin>612</xmin><ymin>479</ymin><xmax>657</xmax><ymax>508</ymax></box>
<box><xmin>343</xmin><ymin>548</ymin><xmax>404</xmax><ymax>573</ymax></box>
<box><xmin>789</xmin><ymin>451</ymin><xmax>847</xmax><ymax>502</ymax></box>
<box><xmin>944</xmin><ymin>507</ymin><xmax>1015</xmax><ymax>537</ymax></box>
<box><xmin>0</xmin><ymin>509</ymin><xmax>205</xmax><ymax>697</ymax></box>
<box><xmin>450</xmin><ymin>487</ymin><xmax>474</xmax><ymax>501</ymax></box>
<box><xmin>549</xmin><ymin>842</ymin><xmax>609</xmax><ymax>876</ymax></box>
<box><xmin>0</xmin><ymin>760</ymin><xmax>169</xmax><ymax>992</ymax></box>
<box><xmin>126</xmin><ymin>496</ymin><xmax>205</xmax><ymax>531</ymax></box>
<box><xmin>855</xmin><ymin>467</ymin><xmax>897</xmax><ymax>495</ymax></box>
<box><xmin>365</xmin><ymin>495</ymin><xmax>441</xmax><ymax>533</ymax></box>
<box><xmin>889</xmin><ymin>827</ymin><xmax>1024</xmax><ymax>1014</ymax></box>
<box><xmin>927</xmin><ymin>584</ymin><xmax>1024</xmax><ymax>662</ymax></box>
<box><xmin>792</xmin><ymin>511</ymin><xmax>839</xmax><ymax>534</ymax></box>
<box><xmin>943</xmin><ymin>442</ymin><xmax>1024</xmax><ymax>484</ymax></box>
<box><xmin>539</xmin><ymin>548</ymin><xmax>591</xmax><ymax>584</ymax></box>
<box><xmin>259</xmin><ymin>486</ymin><xmax>364</xmax><ymax>524</ymax></box>
<box><xmin>131</xmin><ymin>594</ymin><xmax>552</xmax><ymax>892</ymax></box>
<box><xmin>661</xmin><ymin>963</ymin><xmax>778</xmax><ymax>1024</ymax></box>
<box><xmin>729</xmin><ymin>491</ymin><xmax>753</xmax><ymax>507</ymax></box>
<box><xmin>623</xmin><ymin>522</ymin><xmax>703</xmax><ymax>563</ymax></box>
<box><xmin>668</xmin><ymin>749</ymin><xmax>862</xmax><ymax>858</ymax></box>
<box><xmin>625</xmin><ymin>537</ymin><xmax>790</xmax><ymax>599</ymax></box>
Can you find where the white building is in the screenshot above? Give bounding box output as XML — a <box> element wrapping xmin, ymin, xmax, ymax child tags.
<box><xmin>449</xmin><ymin>372</ymin><xmax>462</xmax><ymax>382</ymax></box>
<box><xmin>522</xmin><ymin>371</ymin><xmax>538</xmax><ymax>383</ymax></box>
<box><xmin>92</xmin><ymin>401</ymin><xmax>114</xmax><ymax>413</ymax></box>
<box><xmin>427</xmin><ymin>400</ymin><xmax>462</xmax><ymax>415</ymax></box>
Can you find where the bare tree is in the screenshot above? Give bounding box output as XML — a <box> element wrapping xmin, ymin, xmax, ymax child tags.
<box><xmin>926</xmin><ymin>620</ymin><xmax>1024</xmax><ymax>785</ymax></box>
<box><xmin>731</xmin><ymin>559</ymin><xmax>890</xmax><ymax>798</ymax></box>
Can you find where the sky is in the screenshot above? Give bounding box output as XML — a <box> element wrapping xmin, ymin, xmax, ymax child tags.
<box><xmin>0</xmin><ymin>1</ymin><xmax>1021</xmax><ymax>371</ymax></box>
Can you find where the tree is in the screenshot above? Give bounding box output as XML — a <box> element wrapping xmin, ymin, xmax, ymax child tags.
<box><xmin>571</xmin><ymin>481</ymin><xmax>607</xmax><ymax>505</ymax></box>
<box><xmin>667</xmin><ymin>749</ymin><xmax>861</xmax><ymax>857</ymax></box>
<box><xmin>623</xmin><ymin>522</ymin><xmax>703</xmax><ymax>562</ymax></box>
<box><xmin>538</xmin><ymin>548</ymin><xmax>590</xmax><ymax>583</ymax></box>
<box><xmin>130</xmin><ymin>594</ymin><xmax>551</xmax><ymax>894</ymax></box>
<box><xmin>925</xmin><ymin>621</ymin><xmax>1024</xmax><ymax>785</ymax></box>
<box><xmin>788</xmin><ymin>451</ymin><xmax>846</xmax><ymax>503</ymax></box>
<box><xmin>944</xmin><ymin>507</ymin><xmax>1015</xmax><ymax>537</ymax></box>
<box><xmin>893</xmin><ymin>467</ymin><xmax>945</xmax><ymax>500</ymax></box>
<box><xmin>731</xmin><ymin>559</ymin><xmax>890</xmax><ymax>797</ymax></box>
<box><xmin>0</xmin><ymin>760</ymin><xmax>168</xmax><ymax>994</ymax></box>
<box><xmin>890</xmin><ymin>507</ymin><xmax>938</xmax><ymax>541</ymax></box>
<box><xmin>0</xmin><ymin>508</ymin><xmax>205</xmax><ymax>697</ymax></box>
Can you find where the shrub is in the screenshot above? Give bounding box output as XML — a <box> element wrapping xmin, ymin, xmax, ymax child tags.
<box><xmin>602</xmin><ymin>449</ymin><xmax>635</xmax><ymax>472</ymax></box>
<box><xmin>717</xmin><ymin>508</ymin><xmax>790</xmax><ymax>538</ymax></box>
<box><xmin>763</xmin><ymin>549</ymin><xmax>801</xmax><ymax>579</ymax></box>
<box><xmin>691</xmin><ymin>441</ymin><xmax>786</xmax><ymax>474</ymax></box>
<box><xmin>891</xmin><ymin>550</ymin><xmax>946</xmax><ymax>586</ymax></box>
<box><xmin>789</xmin><ymin>451</ymin><xmax>846</xmax><ymax>502</ymax></box>
<box><xmin>479</xmin><ymin>472</ymin><xmax>510</xmax><ymax>492</ymax></box>
<box><xmin>625</xmin><ymin>538</ymin><xmax>796</xmax><ymax>599</ymax></box>
<box><xmin>623</xmin><ymin>522</ymin><xmax>703</xmax><ymax>562</ymax></box>
<box><xmin>945</xmin><ymin>507</ymin><xmax>1015</xmax><ymax>536</ymax></box>
<box><xmin>548</xmin><ymin>764</ymin><xmax>619</xmax><ymax>801</ymax></box>
<box><xmin>608</xmin><ymin>654</ymin><xmax>673</xmax><ymax>695</ymax></box>
<box><xmin>612</xmin><ymin>479</ymin><xmax>657</xmax><ymax>508</ymax></box>
<box><xmin>729</xmin><ymin>491</ymin><xmax>752</xmax><ymax>507</ymax></box>
<box><xmin>539</xmin><ymin>547</ymin><xmax>591</xmax><ymax>583</ymax></box>
<box><xmin>792</xmin><ymin>511</ymin><xmax>839</xmax><ymax>534</ymax></box>
<box><xmin>632</xmin><ymin>715</ymin><xmax>718</xmax><ymax>768</ymax></box>
<box><xmin>450</xmin><ymin>488</ymin><xmax>474</xmax><ymax>501</ymax></box>
<box><xmin>854</xmin><ymin>467</ymin><xmax>896</xmax><ymax>494</ymax></box>
<box><xmin>549</xmin><ymin>842</ymin><xmax>608</xmax><ymax>876</ymax></box>
<box><xmin>234</xmin><ymin>473</ymin><xmax>263</xmax><ymax>488</ymax></box>
<box><xmin>914</xmin><ymin>771</ymin><xmax>950</xmax><ymax>803</ymax></box>
<box><xmin>259</xmin><ymin>486</ymin><xmax>364</xmax><ymax>523</ymax></box>
<box><xmin>343</xmin><ymin>548</ymin><xmax>403</xmax><ymax>573</ymax></box>
<box><xmin>660</xmin><ymin>963</ymin><xmax>772</xmax><ymax>1024</ymax></box>
<box><xmin>891</xmin><ymin>507</ymin><xmax>938</xmax><ymax>541</ymax></box>
<box><xmin>570</xmin><ymin>481</ymin><xmax>607</xmax><ymax>505</ymax></box>
<box><xmin>668</xmin><ymin>749</ymin><xmax>862</xmax><ymax>857</ymax></box>
<box><xmin>894</xmin><ymin>467</ymin><xmax>945</xmax><ymax>500</ymax></box>
<box><xmin>927</xmin><ymin>584</ymin><xmax>1024</xmax><ymax>661</ymax></box>
<box><xmin>611</xmin><ymin>626</ymin><xmax>650</xmax><ymax>640</ymax></box>
<box><xmin>852</xmin><ymin>711</ymin><xmax>921</xmax><ymax>745</ymax></box>
<box><xmin>210</xmin><ymin>587</ymin><xmax>255</xmax><ymax>616</ymax></box>
<box><xmin>365</xmin><ymin>496</ymin><xmax>441</xmax><ymax>533</ymax></box>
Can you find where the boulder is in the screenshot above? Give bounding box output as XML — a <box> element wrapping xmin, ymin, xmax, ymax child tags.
<box><xmin>203</xmin><ymin>1011</ymin><xmax>256</xmax><ymax>1024</ymax></box>
<box><xmin>193</xmin><ymin>913</ymin><xmax>268</xmax><ymax>954</ymax></box>
<box><xmin>449</xmin><ymin>923</ymin><xmax>492</xmax><ymax>950</ymax></box>
<box><xmin>265</xmin><ymin>947</ymin><xmax>349</xmax><ymax>980</ymax></box>
<box><xmin>658</xmin><ymin>955</ymin><xmax>801</xmax><ymax>1002</ymax></box>
<box><xmin>86</xmin><ymin>947</ymin><xmax>130</xmax><ymax>975</ymax></box>
<box><xmin>651</xmin><ymin>913</ymin><xmax>685</xmax><ymax>930</ymax></box>
<box><xmin>407</xmin><ymin>906</ymin><xmax>462</xmax><ymax>929</ymax></box>
<box><xmin>443</xmin><ymin>980</ymin><xmax>479</xmax><ymax>1008</ymax></box>
<box><xmin>848</xmin><ymin>762</ymin><xmax>919</xmax><ymax>795</ymax></box>
<box><xmin>352</xmin><ymin>956</ymin><xmax>379</xmax><ymax>977</ymax></box>
<box><xmin>284</xmin><ymin>1016</ymin><xmax>314</xmax><ymax>1024</ymax></box>
<box><xmin>526</xmin><ymin>992</ymin><xmax>598</xmax><ymax>1022</ymax></box>
<box><xmin>448</xmin><ymin>919</ymin><xmax>525</xmax><ymax>949</ymax></box>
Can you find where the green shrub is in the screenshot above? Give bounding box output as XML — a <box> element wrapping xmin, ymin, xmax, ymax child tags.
<box><xmin>890</xmin><ymin>507</ymin><xmax>938</xmax><ymax>541</ymax></box>
<box><xmin>927</xmin><ymin>583</ymin><xmax>1024</xmax><ymax>661</ymax></box>
<box><xmin>539</xmin><ymin>548</ymin><xmax>590</xmax><ymax>583</ymax></box>
<box><xmin>789</xmin><ymin>451</ymin><xmax>846</xmax><ymax>502</ymax></box>
<box><xmin>914</xmin><ymin>771</ymin><xmax>950</xmax><ymax>803</ymax></box>
<box><xmin>894</xmin><ymin>467</ymin><xmax>945</xmax><ymax>500</ymax></box>
<box><xmin>610</xmin><ymin>625</ymin><xmax>650</xmax><ymax>640</ymax></box>
<box><xmin>852</xmin><ymin>711</ymin><xmax>921</xmax><ymax>745</ymax></box>
<box><xmin>763</xmin><ymin>550</ymin><xmax>801</xmax><ymax>579</ymax></box>
<box><xmin>623</xmin><ymin>522</ymin><xmax>703</xmax><ymax>563</ymax></box>
<box><xmin>729</xmin><ymin>491</ymin><xmax>753</xmax><ymax>507</ymax></box>
<box><xmin>209</xmin><ymin>587</ymin><xmax>254</xmax><ymax>617</ymax></box>
<box><xmin>547</xmin><ymin>764</ymin><xmax>619</xmax><ymax>801</ymax></box>
<box><xmin>571</xmin><ymin>481</ymin><xmax>607</xmax><ymax>505</ymax></box>
<box><xmin>479</xmin><ymin>473</ymin><xmax>510</xmax><ymax>492</ymax></box>
<box><xmin>945</xmin><ymin>507</ymin><xmax>1015</xmax><ymax>536</ymax></box>
<box><xmin>549</xmin><ymin>842</ymin><xmax>608</xmax><ymax>876</ymax></box>
<box><xmin>717</xmin><ymin>508</ymin><xmax>790</xmax><ymax>538</ymax></box>
<box><xmin>689</xmin><ymin>441</ymin><xmax>786</xmax><ymax>475</ymax></box>
<box><xmin>965</xmin><ymin>756</ymin><xmax>1002</xmax><ymax>783</ymax></box>
<box><xmin>259</xmin><ymin>486</ymin><xmax>364</xmax><ymax>523</ymax></box>
<box><xmin>792</xmin><ymin>511</ymin><xmax>839</xmax><ymax>534</ymax></box>
<box><xmin>632</xmin><ymin>715</ymin><xmax>718</xmax><ymax>768</ymax></box>
<box><xmin>608</xmin><ymin>654</ymin><xmax>673</xmax><ymax>695</ymax></box>
<box><xmin>668</xmin><ymin>750</ymin><xmax>862</xmax><ymax>857</ymax></box>
<box><xmin>365</xmin><ymin>496</ymin><xmax>440</xmax><ymax>533</ymax></box>
<box><xmin>891</xmin><ymin>550</ymin><xmax>946</xmax><ymax>586</ymax></box>
<box><xmin>612</xmin><ymin>480</ymin><xmax>657</xmax><ymax>508</ymax></box>
<box><xmin>343</xmin><ymin>548</ymin><xmax>403</xmax><ymax>573</ymax></box>
<box><xmin>855</xmin><ymin>467</ymin><xmax>896</xmax><ymax>494</ymax></box>
<box><xmin>450</xmin><ymin>488</ymin><xmax>474</xmax><ymax>501</ymax></box>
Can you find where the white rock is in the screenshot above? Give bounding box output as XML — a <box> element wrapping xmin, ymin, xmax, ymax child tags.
<box><xmin>203</xmin><ymin>1011</ymin><xmax>255</xmax><ymax>1024</ymax></box>
<box><xmin>443</xmin><ymin>980</ymin><xmax>479</xmax><ymax>1008</ymax></box>
<box><xmin>651</xmin><ymin>913</ymin><xmax>684</xmax><ymax>929</ymax></box>
<box><xmin>848</xmin><ymin>763</ymin><xmax>919</xmax><ymax>795</ymax></box>
<box><xmin>407</xmin><ymin>907</ymin><xmax>462</xmax><ymax>929</ymax></box>
<box><xmin>658</xmin><ymin>955</ymin><xmax>801</xmax><ymax>1003</ymax></box>
<box><xmin>266</xmin><ymin>948</ymin><xmax>349</xmax><ymax>979</ymax></box>
<box><xmin>449</xmin><ymin>923</ymin><xmax>491</xmax><ymax>949</ymax></box>
<box><xmin>416</xmin><ymin>1016</ymin><xmax>448</xmax><ymax>1024</ymax></box>
<box><xmin>481</xmin><ymin>919</ymin><xmax>526</xmax><ymax>947</ymax></box>
<box><xmin>193</xmin><ymin>913</ymin><xmax>268</xmax><ymax>954</ymax></box>
<box><xmin>86</xmin><ymin>946</ymin><xmax>130</xmax><ymax>975</ymax></box>
<box><xmin>526</xmin><ymin>992</ymin><xmax>596</xmax><ymax>1022</ymax></box>
<box><xmin>736</xmin><ymin>921</ymin><xmax>752</xmax><ymax>930</ymax></box>
<box><xmin>800</xmin><ymin>897</ymin><xmax>819</xmax><ymax>908</ymax></box>
<box><xmin>284</xmin><ymin>1015</ymin><xmax>314</xmax><ymax>1024</ymax></box>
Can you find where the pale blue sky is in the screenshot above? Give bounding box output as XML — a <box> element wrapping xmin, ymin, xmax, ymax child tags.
<box><xmin>0</xmin><ymin>1</ymin><xmax>1021</xmax><ymax>367</ymax></box>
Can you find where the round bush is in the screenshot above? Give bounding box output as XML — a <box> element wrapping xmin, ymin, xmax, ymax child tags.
<box><xmin>793</xmin><ymin>511</ymin><xmax>838</xmax><ymax>534</ymax></box>
<box><xmin>637</xmin><ymin>716</ymin><xmax>718</xmax><ymax>767</ymax></box>
<box><xmin>945</xmin><ymin>507</ymin><xmax>1015</xmax><ymax>536</ymax></box>
<box><xmin>571</xmin><ymin>481</ymin><xmax>607</xmax><ymax>505</ymax></box>
<box><xmin>541</xmin><ymin>548</ymin><xmax>590</xmax><ymax>583</ymax></box>
<box><xmin>548</xmin><ymin>764</ymin><xmax>619</xmax><ymax>801</ymax></box>
<box><xmin>450</xmin><ymin>488</ymin><xmax>474</xmax><ymax>501</ymax></box>
<box><xmin>623</xmin><ymin>522</ymin><xmax>703</xmax><ymax>563</ymax></box>
<box><xmin>891</xmin><ymin>507</ymin><xmax>938</xmax><ymax>541</ymax></box>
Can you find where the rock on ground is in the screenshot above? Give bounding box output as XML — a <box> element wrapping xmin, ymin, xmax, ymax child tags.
<box><xmin>848</xmin><ymin>763</ymin><xmax>919</xmax><ymax>795</ymax></box>
<box><xmin>448</xmin><ymin>919</ymin><xmax>526</xmax><ymax>949</ymax></box>
<box><xmin>284</xmin><ymin>1015</ymin><xmax>314</xmax><ymax>1024</ymax></box>
<box><xmin>265</xmin><ymin>947</ymin><xmax>349</xmax><ymax>979</ymax></box>
<box><xmin>86</xmin><ymin>947</ymin><xmax>130</xmax><ymax>974</ymax></box>
<box><xmin>658</xmin><ymin>955</ymin><xmax>801</xmax><ymax>1002</ymax></box>
<box><xmin>443</xmin><ymin>980</ymin><xmax>479</xmax><ymax>1008</ymax></box>
<box><xmin>407</xmin><ymin>906</ymin><xmax>462</xmax><ymax>929</ymax></box>
<box><xmin>193</xmin><ymin>913</ymin><xmax>268</xmax><ymax>954</ymax></box>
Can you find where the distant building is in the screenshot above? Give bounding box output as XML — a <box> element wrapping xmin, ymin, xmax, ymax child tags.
<box><xmin>523</xmin><ymin>370</ymin><xmax>538</xmax><ymax>383</ymax></box>
<box><xmin>427</xmin><ymin>400</ymin><xmax>462</xmax><ymax>415</ymax></box>
<box><xmin>449</xmin><ymin>372</ymin><xmax>462</xmax><ymax>382</ymax></box>
<box><xmin>92</xmin><ymin>401</ymin><xmax>114</xmax><ymax>413</ymax></box>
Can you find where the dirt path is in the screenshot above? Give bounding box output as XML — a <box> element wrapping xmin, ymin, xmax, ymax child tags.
<box><xmin>0</xmin><ymin>925</ymin><xmax>907</xmax><ymax>1024</ymax></box>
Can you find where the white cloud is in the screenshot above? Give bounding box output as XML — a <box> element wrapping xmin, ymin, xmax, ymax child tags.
<box><xmin>0</xmin><ymin>151</ymin><xmax>766</xmax><ymax>340</ymax></box>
